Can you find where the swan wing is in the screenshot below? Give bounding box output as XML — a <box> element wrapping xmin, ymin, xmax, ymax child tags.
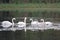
<box><xmin>45</xmin><ymin>22</ymin><xmax>53</xmax><ymax>27</ymax></box>
<box><xmin>17</xmin><ymin>22</ymin><xmax>26</xmax><ymax>27</ymax></box>
<box><xmin>2</xmin><ymin>21</ymin><xmax>12</xmax><ymax>27</ymax></box>
<box><xmin>31</xmin><ymin>21</ymin><xmax>38</xmax><ymax>25</ymax></box>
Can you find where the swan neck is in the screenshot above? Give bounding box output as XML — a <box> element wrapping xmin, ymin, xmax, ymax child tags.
<box><xmin>12</xmin><ymin>19</ymin><xmax>14</xmax><ymax>24</ymax></box>
<box><xmin>12</xmin><ymin>19</ymin><xmax>14</xmax><ymax>28</ymax></box>
<box><xmin>24</xmin><ymin>17</ymin><xmax>27</xmax><ymax>23</ymax></box>
<box><xmin>24</xmin><ymin>17</ymin><xmax>27</xmax><ymax>32</ymax></box>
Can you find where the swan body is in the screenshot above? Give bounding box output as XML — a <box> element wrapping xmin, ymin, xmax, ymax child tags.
<box><xmin>31</xmin><ymin>21</ymin><xmax>40</xmax><ymax>27</ymax></box>
<box><xmin>31</xmin><ymin>21</ymin><xmax>38</xmax><ymax>25</ymax></box>
<box><xmin>45</xmin><ymin>21</ymin><xmax>53</xmax><ymax>27</ymax></box>
<box><xmin>17</xmin><ymin>17</ymin><xmax>27</xmax><ymax>28</ymax></box>
<box><xmin>2</xmin><ymin>21</ymin><xmax>12</xmax><ymax>28</ymax></box>
<box><xmin>30</xmin><ymin>18</ymin><xmax>39</xmax><ymax>27</ymax></box>
<box><xmin>40</xmin><ymin>19</ymin><xmax>53</xmax><ymax>27</ymax></box>
<box><xmin>17</xmin><ymin>22</ymin><xmax>26</xmax><ymax>27</ymax></box>
<box><xmin>17</xmin><ymin>17</ymin><xmax>27</xmax><ymax>32</ymax></box>
<box><xmin>38</xmin><ymin>22</ymin><xmax>45</xmax><ymax>27</ymax></box>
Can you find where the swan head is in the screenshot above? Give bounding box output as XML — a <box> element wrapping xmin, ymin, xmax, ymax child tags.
<box><xmin>30</xmin><ymin>18</ymin><xmax>34</xmax><ymax>22</ymax></box>
<box><xmin>24</xmin><ymin>17</ymin><xmax>27</xmax><ymax>20</ymax></box>
<box><xmin>12</xmin><ymin>18</ymin><xmax>16</xmax><ymax>20</ymax></box>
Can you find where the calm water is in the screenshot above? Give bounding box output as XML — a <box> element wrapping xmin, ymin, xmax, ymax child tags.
<box><xmin>0</xmin><ymin>22</ymin><xmax>60</xmax><ymax>40</ymax></box>
<box><xmin>0</xmin><ymin>30</ymin><xmax>60</xmax><ymax>40</ymax></box>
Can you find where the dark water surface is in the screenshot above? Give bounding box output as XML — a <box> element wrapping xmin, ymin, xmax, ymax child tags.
<box><xmin>0</xmin><ymin>30</ymin><xmax>25</xmax><ymax>40</ymax></box>
<box><xmin>0</xmin><ymin>30</ymin><xmax>60</xmax><ymax>40</ymax></box>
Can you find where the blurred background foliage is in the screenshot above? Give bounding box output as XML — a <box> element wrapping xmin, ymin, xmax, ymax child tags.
<box><xmin>0</xmin><ymin>10</ymin><xmax>60</xmax><ymax>22</ymax></box>
<box><xmin>0</xmin><ymin>0</ymin><xmax>60</xmax><ymax>3</ymax></box>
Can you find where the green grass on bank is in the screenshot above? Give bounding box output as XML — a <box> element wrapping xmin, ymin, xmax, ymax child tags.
<box><xmin>0</xmin><ymin>8</ymin><xmax>60</xmax><ymax>12</ymax></box>
<box><xmin>0</xmin><ymin>3</ymin><xmax>60</xmax><ymax>8</ymax></box>
<box><xmin>0</xmin><ymin>3</ymin><xmax>60</xmax><ymax>10</ymax></box>
<box><xmin>0</xmin><ymin>3</ymin><xmax>60</xmax><ymax>11</ymax></box>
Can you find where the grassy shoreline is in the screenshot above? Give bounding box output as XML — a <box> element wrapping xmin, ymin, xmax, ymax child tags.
<box><xmin>0</xmin><ymin>3</ymin><xmax>60</xmax><ymax>8</ymax></box>
<box><xmin>0</xmin><ymin>3</ymin><xmax>60</xmax><ymax>11</ymax></box>
<box><xmin>0</xmin><ymin>8</ymin><xmax>60</xmax><ymax>12</ymax></box>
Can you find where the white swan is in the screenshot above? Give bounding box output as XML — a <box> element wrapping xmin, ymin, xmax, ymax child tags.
<box><xmin>40</xmin><ymin>19</ymin><xmax>53</xmax><ymax>27</ymax></box>
<box><xmin>45</xmin><ymin>21</ymin><xmax>53</xmax><ymax>27</ymax></box>
<box><xmin>30</xmin><ymin>18</ymin><xmax>39</xmax><ymax>27</ymax></box>
<box><xmin>12</xmin><ymin>17</ymin><xmax>27</xmax><ymax>32</ymax></box>
<box><xmin>17</xmin><ymin>17</ymin><xmax>27</xmax><ymax>32</ymax></box>
<box><xmin>1</xmin><ymin>21</ymin><xmax>12</xmax><ymax>28</ymax></box>
<box><xmin>17</xmin><ymin>17</ymin><xmax>27</xmax><ymax>27</ymax></box>
<box><xmin>38</xmin><ymin>19</ymin><xmax>45</xmax><ymax>27</ymax></box>
<box><xmin>12</xmin><ymin>18</ymin><xmax>16</xmax><ymax>31</ymax></box>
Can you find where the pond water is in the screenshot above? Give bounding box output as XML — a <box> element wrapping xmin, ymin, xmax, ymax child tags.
<box><xmin>0</xmin><ymin>30</ymin><xmax>60</xmax><ymax>40</ymax></box>
<box><xmin>0</xmin><ymin>22</ymin><xmax>60</xmax><ymax>40</ymax></box>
